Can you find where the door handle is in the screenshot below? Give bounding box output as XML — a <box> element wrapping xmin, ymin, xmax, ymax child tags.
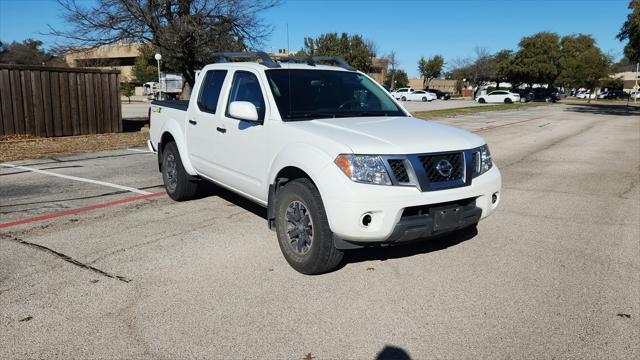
<box><xmin>216</xmin><ymin>127</ymin><xmax>226</xmax><ymax>134</ymax></box>
<box><xmin>188</xmin><ymin>119</ymin><xmax>197</xmax><ymax>125</ymax></box>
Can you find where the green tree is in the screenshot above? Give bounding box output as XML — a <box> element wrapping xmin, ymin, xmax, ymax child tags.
<box><xmin>0</xmin><ymin>39</ymin><xmax>66</xmax><ymax>66</ymax></box>
<box><xmin>557</xmin><ymin>34</ymin><xmax>611</xmax><ymax>102</ymax></box>
<box><xmin>417</xmin><ymin>54</ymin><xmax>444</xmax><ymax>87</ymax></box>
<box><xmin>617</xmin><ymin>0</ymin><xmax>640</xmax><ymax>62</ymax></box>
<box><xmin>131</xmin><ymin>45</ymin><xmax>159</xmax><ymax>84</ymax></box>
<box><xmin>298</xmin><ymin>32</ymin><xmax>374</xmax><ymax>72</ymax></box>
<box><xmin>512</xmin><ymin>32</ymin><xmax>561</xmax><ymax>86</ymax></box>
<box><xmin>494</xmin><ymin>49</ymin><xmax>517</xmax><ymax>88</ymax></box>
<box><xmin>121</xmin><ymin>82</ymin><xmax>135</xmax><ymax>103</ymax></box>
<box><xmin>384</xmin><ymin>69</ymin><xmax>409</xmax><ymax>88</ymax></box>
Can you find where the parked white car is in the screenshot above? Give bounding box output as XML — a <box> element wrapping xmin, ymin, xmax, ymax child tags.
<box><xmin>476</xmin><ymin>90</ymin><xmax>520</xmax><ymax>104</ymax></box>
<box><xmin>390</xmin><ymin>87</ymin><xmax>414</xmax><ymax>100</ymax></box>
<box><xmin>629</xmin><ymin>91</ymin><xmax>640</xmax><ymax>100</ymax></box>
<box><xmin>402</xmin><ymin>90</ymin><xmax>437</xmax><ymax>102</ymax></box>
<box><xmin>576</xmin><ymin>91</ymin><xmax>595</xmax><ymax>99</ymax></box>
<box><xmin>148</xmin><ymin>52</ymin><xmax>501</xmax><ymax>274</ymax></box>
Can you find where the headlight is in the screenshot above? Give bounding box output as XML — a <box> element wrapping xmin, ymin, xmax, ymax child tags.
<box><xmin>474</xmin><ymin>144</ymin><xmax>493</xmax><ymax>177</ymax></box>
<box><xmin>334</xmin><ymin>154</ymin><xmax>392</xmax><ymax>185</ymax></box>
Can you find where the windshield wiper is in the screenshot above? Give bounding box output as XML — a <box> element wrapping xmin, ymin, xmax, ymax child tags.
<box><xmin>285</xmin><ymin>112</ymin><xmax>337</xmax><ymax>120</ymax></box>
<box><xmin>346</xmin><ymin>111</ymin><xmax>392</xmax><ymax>117</ymax></box>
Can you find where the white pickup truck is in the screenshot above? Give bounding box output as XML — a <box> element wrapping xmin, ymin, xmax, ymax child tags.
<box><xmin>148</xmin><ymin>52</ymin><xmax>501</xmax><ymax>274</ymax></box>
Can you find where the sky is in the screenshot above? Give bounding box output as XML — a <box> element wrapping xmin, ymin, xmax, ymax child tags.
<box><xmin>0</xmin><ymin>0</ymin><xmax>631</xmax><ymax>77</ymax></box>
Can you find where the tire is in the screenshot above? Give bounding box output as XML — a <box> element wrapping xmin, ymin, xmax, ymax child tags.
<box><xmin>422</xmin><ymin>97</ymin><xmax>427</xmax><ymax>102</ymax></box>
<box><xmin>401</xmin><ymin>96</ymin><xmax>407</xmax><ymax>101</ymax></box>
<box><xmin>504</xmin><ymin>98</ymin><xmax>513</xmax><ymax>104</ymax></box>
<box><xmin>478</xmin><ymin>98</ymin><xmax>486</xmax><ymax>104</ymax></box>
<box><xmin>162</xmin><ymin>141</ymin><xmax>199</xmax><ymax>201</ymax></box>
<box><xmin>275</xmin><ymin>178</ymin><xmax>344</xmax><ymax>275</ymax></box>
<box><xmin>545</xmin><ymin>97</ymin><xmax>552</xmax><ymax>103</ymax></box>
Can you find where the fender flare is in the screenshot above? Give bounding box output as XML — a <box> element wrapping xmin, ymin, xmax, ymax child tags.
<box><xmin>158</xmin><ymin>119</ymin><xmax>198</xmax><ymax>176</ymax></box>
<box><xmin>266</xmin><ymin>143</ymin><xmax>335</xmax><ymax>230</ymax></box>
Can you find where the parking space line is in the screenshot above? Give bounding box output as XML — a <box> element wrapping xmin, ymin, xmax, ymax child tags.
<box><xmin>0</xmin><ymin>163</ymin><xmax>151</xmax><ymax>195</ymax></box>
<box><xmin>0</xmin><ymin>192</ymin><xmax>165</xmax><ymax>229</ymax></box>
<box><xmin>472</xmin><ymin>116</ymin><xmax>546</xmax><ymax>133</ymax></box>
<box><xmin>127</xmin><ymin>148</ymin><xmax>153</xmax><ymax>153</ymax></box>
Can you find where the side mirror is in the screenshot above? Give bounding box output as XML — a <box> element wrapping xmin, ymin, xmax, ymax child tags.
<box><xmin>228</xmin><ymin>101</ymin><xmax>259</xmax><ymax>122</ymax></box>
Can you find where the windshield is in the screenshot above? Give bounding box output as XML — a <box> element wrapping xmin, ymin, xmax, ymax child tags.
<box><xmin>265</xmin><ymin>69</ymin><xmax>405</xmax><ymax>121</ymax></box>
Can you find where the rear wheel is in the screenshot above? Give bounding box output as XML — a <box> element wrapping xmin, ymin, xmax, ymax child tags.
<box><xmin>422</xmin><ymin>97</ymin><xmax>427</xmax><ymax>102</ymax></box>
<box><xmin>504</xmin><ymin>98</ymin><xmax>513</xmax><ymax>104</ymax></box>
<box><xmin>275</xmin><ymin>178</ymin><xmax>344</xmax><ymax>275</ymax></box>
<box><xmin>162</xmin><ymin>142</ymin><xmax>199</xmax><ymax>201</ymax></box>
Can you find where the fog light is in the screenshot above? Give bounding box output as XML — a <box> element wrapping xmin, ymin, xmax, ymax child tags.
<box><xmin>361</xmin><ymin>214</ymin><xmax>372</xmax><ymax>227</ymax></box>
<box><xmin>492</xmin><ymin>193</ymin><xmax>498</xmax><ymax>204</ymax></box>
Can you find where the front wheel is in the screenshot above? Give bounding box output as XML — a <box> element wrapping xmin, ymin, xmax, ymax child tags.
<box><xmin>275</xmin><ymin>178</ymin><xmax>344</xmax><ymax>275</ymax></box>
<box><xmin>162</xmin><ymin>142</ymin><xmax>199</xmax><ymax>201</ymax></box>
<box><xmin>478</xmin><ymin>98</ymin><xmax>486</xmax><ymax>104</ymax></box>
<box><xmin>401</xmin><ymin>96</ymin><xmax>407</xmax><ymax>101</ymax></box>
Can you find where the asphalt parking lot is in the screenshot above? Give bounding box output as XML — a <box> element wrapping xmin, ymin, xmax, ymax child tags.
<box><xmin>1</xmin><ymin>104</ymin><xmax>638</xmax><ymax>359</ymax></box>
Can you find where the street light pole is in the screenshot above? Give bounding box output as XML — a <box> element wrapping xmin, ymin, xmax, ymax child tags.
<box><xmin>154</xmin><ymin>53</ymin><xmax>162</xmax><ymax>100</ymax></box>
<box><xmin>635</xmin><ymin>62</ymin><xmax>638</xmax><ymax>104</ymax></box>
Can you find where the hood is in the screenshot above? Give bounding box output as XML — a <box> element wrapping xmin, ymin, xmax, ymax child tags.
<box><xmin>285</xmin><ymin>116</ymin><xmax>485</xmax><ymax>154</ymax></box>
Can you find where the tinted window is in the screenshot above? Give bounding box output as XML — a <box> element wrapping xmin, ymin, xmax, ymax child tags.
<box><xmin>197</xmin><ymin>70</ymin><xmax>227</xmax><ymax>113</ymax></box>
<box><xmin>414</xmin><ymin>91</ymin><xmax>425</xmax><ymax>94</ymax></box>
<box><xmin>265</xmin><ymin>69</ymin><xmax>404</xmax><ymax>121</ymax></box>
<box><xmin>227</xmin><ymin>71</ymin><xmax>265</xmax><ymax>121</ymax></box>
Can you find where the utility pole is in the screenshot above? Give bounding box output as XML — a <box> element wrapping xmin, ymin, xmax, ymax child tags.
<box><xmin>635</xmin><ymin>62</ymin><xmax>638</xmax><ymax>104</ymax></box>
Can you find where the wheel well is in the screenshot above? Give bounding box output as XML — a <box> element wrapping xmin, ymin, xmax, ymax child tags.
<box><xmin>157</xmin><ymin>132</ymin><xmax>176</xmax><ymax>171</ymax></box>
<box><xmin>267</xmin><ymin>166</ymin><xmax>316</xmax><ymax>230</ymax></box>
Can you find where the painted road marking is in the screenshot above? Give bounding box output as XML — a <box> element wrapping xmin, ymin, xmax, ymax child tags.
<box><xmin>127</xmin><ymin>148</ymin><xmax>153</xmax><ymax>153</ymax></box>
<box><xmin>0</xmin><ymin>192</ymin><xmax>165</xmax><ymax>229</ymax></box>
<box><xmin>0</xmin><ymin>163</ymin><xmax>151</xmax><ymax>195</ymax></box>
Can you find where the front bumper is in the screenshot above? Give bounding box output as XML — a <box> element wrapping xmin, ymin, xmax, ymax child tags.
<box><xmin>319</xmin><ymin>164</ymin><xmax>501</xmax><ymax>244</ymax></box>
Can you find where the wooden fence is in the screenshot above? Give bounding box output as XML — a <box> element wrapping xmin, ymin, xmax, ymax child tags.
<box><xmin>0</xmin><ymin>64</ymin><xmax>122</xmax><ymax>137</ymax></box>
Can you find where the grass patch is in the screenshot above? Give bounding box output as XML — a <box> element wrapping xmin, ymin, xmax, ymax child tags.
<box><xmin>412</xmin><ymin>102</ymin><xmax>550</xmax><ymax>119</ymax></box>
<box><xmin>0</xmin><ymin>131</ymin><xmax>149</xmax><ymax>163</ymax></box>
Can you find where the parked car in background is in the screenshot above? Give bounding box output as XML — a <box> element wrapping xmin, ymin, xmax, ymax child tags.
<box><xmin>513</xmin><ymin>89</ymin><xmax>534</xmax><ymax>102</ymax></box>
<box><xmin>424</xmin><ymin>88</ymin><xmax>451</xmax><ymax>100</ymax></box>
<box><xmin>630</xmin><ymin>91</ymin><xmax>640</xmax><ymax>100</ymax></box>
<box><xmin>599</xmin><ymin>90</ymin><xmax>628</xmax><ymax>99</ymax></box>
<box><xmin>402</xmin><ymin>90</ymin><xmax>437</xmax><ymax>102</ymax></box>
<box><xmin>576</xmin><ymin>91</ymin><xmax>595</xmax><ymax>99</ymax></box>
<box><xmin>390</xmin><ymin>87</ymin><xmax>414</xmax><ymax>100</ymax></box>
<box><xmin>476</xmin><ymin>90</ymin><xmax>520</xmax><ymax>104</ymax></box>
<box><xmin>530</xmin><ymin>88</ymin><xmax>560</xmax><ymax>102</ymax></box>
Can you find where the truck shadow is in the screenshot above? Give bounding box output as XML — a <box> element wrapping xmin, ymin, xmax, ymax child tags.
<box><xmin>340</xmin><ymin>226</ymin><xmax>478</xmax><ymax>267</ymax></box>
<box><xmin>196</xmin><ymin>182</ymin><xmax>477</xmax><ymax>268</ymax></box>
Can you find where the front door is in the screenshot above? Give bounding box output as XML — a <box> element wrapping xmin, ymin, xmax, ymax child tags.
<box><xmin>214</xmin><ymin>69</ymin><xmax>269</xmax><ymax>201</ymax></box>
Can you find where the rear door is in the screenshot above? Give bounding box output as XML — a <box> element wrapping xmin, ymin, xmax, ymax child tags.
<box><xmin>186</xmin><ymin>69</ymin><xmax>229</xmax><ymax>177</ymax></box>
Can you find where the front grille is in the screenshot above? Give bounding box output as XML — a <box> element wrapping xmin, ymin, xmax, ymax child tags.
<box><xmin>419</xmin><ymin>152</ymin><xmax>464</xmax><ymax>183</ymax></box>
<box><xmin>388</xmin><ymin>159</ymin><xmax>410</xmax><ymax>183</ymax></box>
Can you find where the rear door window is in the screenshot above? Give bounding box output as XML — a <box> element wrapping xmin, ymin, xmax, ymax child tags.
<box><xmin>197</xmin><ymin>70</ymin><xmax>227</xmax><ymax>114</ymax></box>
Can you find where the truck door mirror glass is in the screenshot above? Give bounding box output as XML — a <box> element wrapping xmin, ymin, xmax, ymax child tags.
<box><xmin>228</xmin><ymin>101</ymin><xmax>259</xmax><ymax>122</ymax></box>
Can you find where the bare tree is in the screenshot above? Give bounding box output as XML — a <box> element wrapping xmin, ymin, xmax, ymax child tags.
<box><xmin>385</xmin><ymin>50</ymin><xmax>399</xmax><ymax>89</ymax></box>
<box><xmin>50</xmin><ymin>0</ymin><xmax>279</xmax><ymax>95</ymax></box>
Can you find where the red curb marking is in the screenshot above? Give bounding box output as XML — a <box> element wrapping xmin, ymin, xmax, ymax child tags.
<box><xmin>0</xmin><ymin>192</ymin><xmax>165</xmax><ymax>229</ymax></box>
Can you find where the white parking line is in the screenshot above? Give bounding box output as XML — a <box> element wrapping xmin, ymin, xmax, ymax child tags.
<box><xmin>127</xmin><ymin>148</ymin><xmax>153</xmax><ymax>153</ymax></box>
<box><xmin>0</xmin><ymin>163</ymin><xmax>151</xmax><ymax>195</ymax></box>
